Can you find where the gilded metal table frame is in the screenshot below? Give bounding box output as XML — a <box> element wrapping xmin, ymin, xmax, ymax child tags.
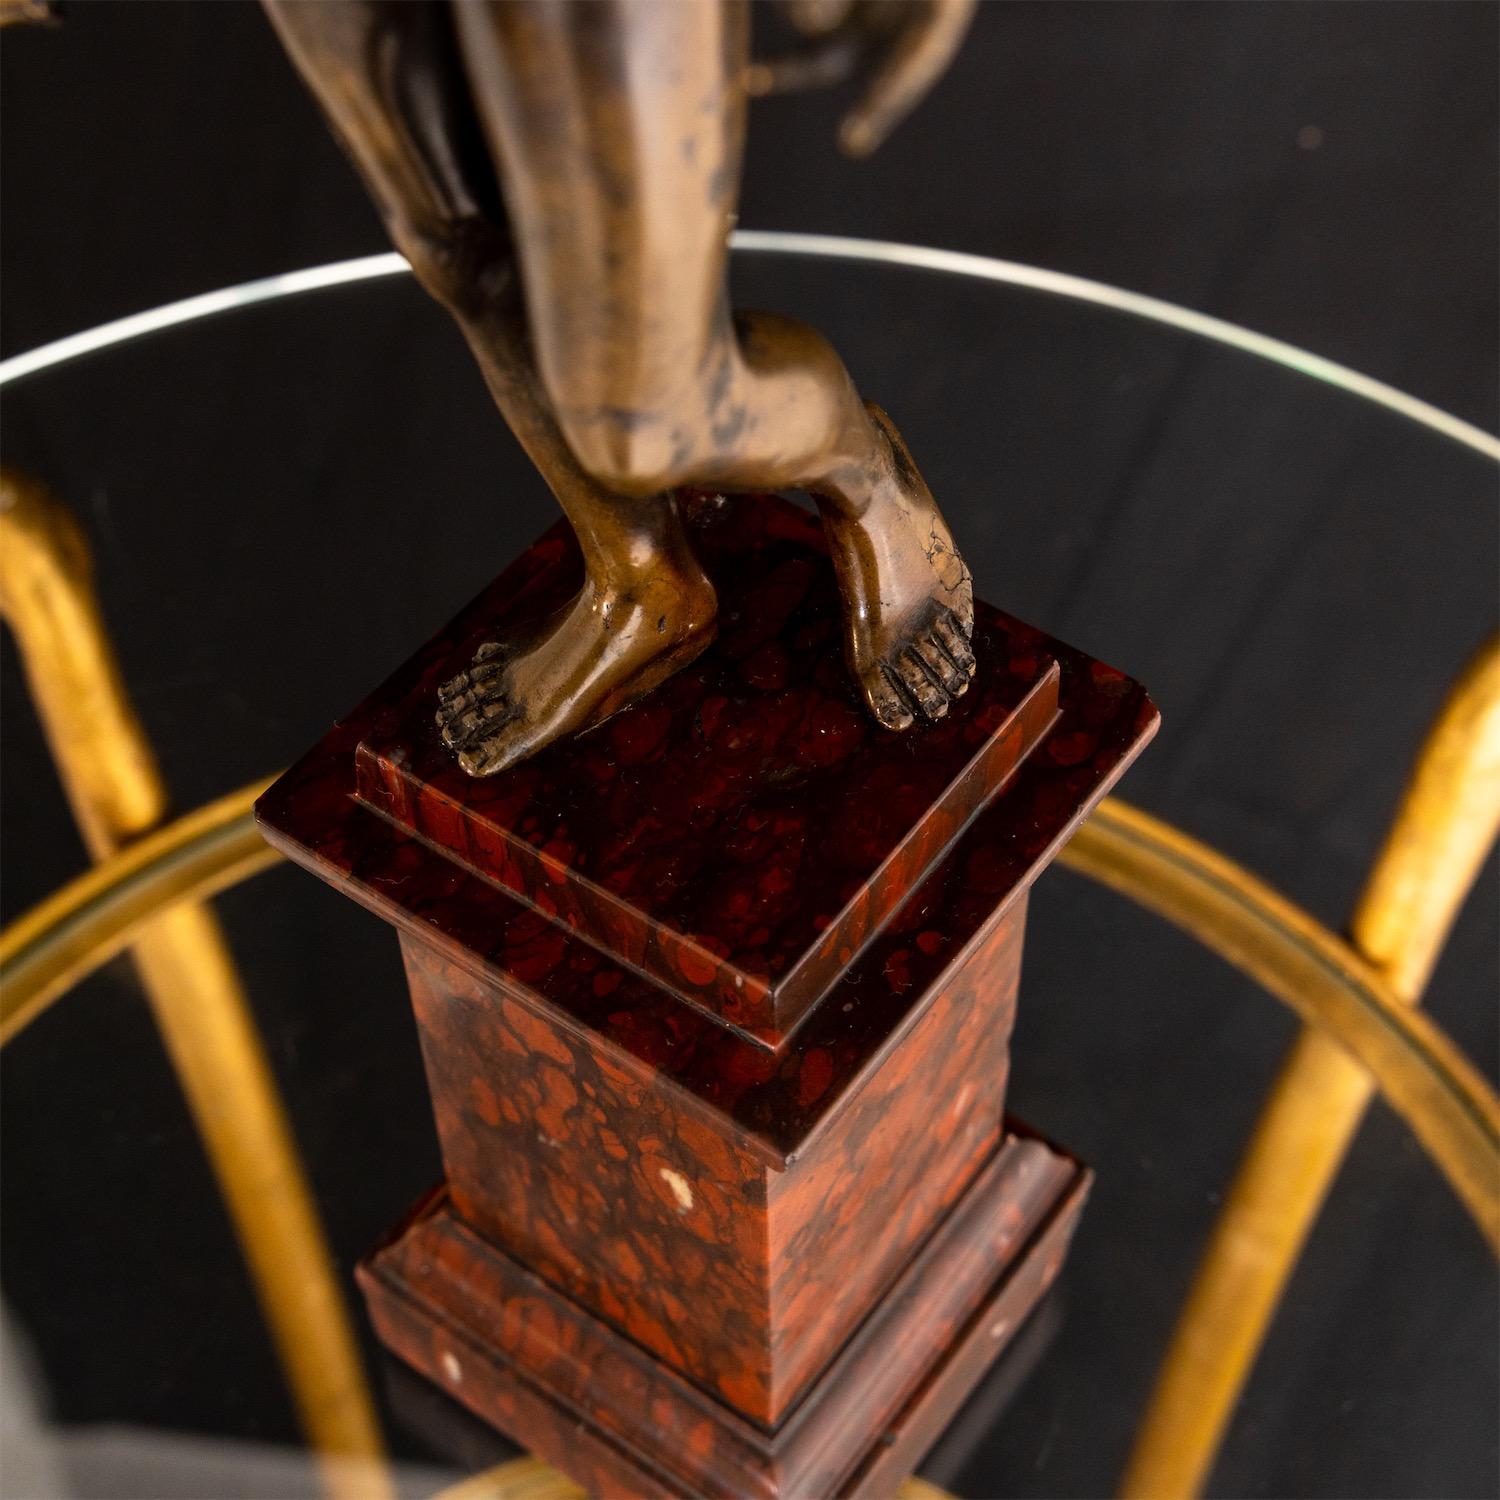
<box><xmin>2</xmin><ymin>238</ymin><xmax>1496</xmax><ymax>1500</ymax></box>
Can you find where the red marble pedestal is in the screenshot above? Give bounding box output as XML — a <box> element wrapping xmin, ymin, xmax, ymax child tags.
<box><xmin>257</xmin><ymin>493</ymin><xmax>1157</xmax><ymax>1498</ymax></box>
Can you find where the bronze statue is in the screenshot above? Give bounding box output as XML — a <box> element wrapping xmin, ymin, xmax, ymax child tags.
<box><xmin>266</xmin><ymin>0</ymin><xmax>977</xmax><ymax>777</ymax></box>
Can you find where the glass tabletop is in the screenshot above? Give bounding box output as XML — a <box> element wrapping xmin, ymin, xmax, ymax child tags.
<box><xmin>2</xmin><ymin>241</ymin><xmax>1495</xmax><ymax>1500</ymax></box>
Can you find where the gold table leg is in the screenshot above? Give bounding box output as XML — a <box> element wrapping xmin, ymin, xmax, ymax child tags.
<box><xmin>1118</xmin><ymin>637</ymin><xmax>1500</xmax><ymax>1500</ymax></box>
<box><xmin>0</xmin><ymin>470</ymin><xmax>390</xmax><ymax>1500</ymax></box>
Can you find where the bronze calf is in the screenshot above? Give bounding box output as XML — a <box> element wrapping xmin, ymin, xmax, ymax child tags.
<box><xmin>266</xmin><ymin>0</ymin><xmax>977</xmax><ymax>775</ymax></box>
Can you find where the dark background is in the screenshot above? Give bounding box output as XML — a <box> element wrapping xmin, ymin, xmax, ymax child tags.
<box><xmin>2</xmin><ymin>3</ymin><xmax>1496</xmax><ymax>1498</ymax></box>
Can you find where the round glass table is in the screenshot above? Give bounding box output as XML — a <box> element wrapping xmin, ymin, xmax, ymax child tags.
<box><xmin>1</xmin><ymin>237</ymin><xmax>1495</xmax><ymax>1500</ymax></box>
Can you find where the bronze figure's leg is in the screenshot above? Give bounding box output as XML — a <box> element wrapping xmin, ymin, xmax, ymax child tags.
<box><xmin>263</xmin><ymin>0</ymin><xmax>717</xmax><ymax>776</ymax></box>
<box><xmin>453</xmin><ymin>0</ymin><xmax>975</xmax><ymax>733</ymax></box>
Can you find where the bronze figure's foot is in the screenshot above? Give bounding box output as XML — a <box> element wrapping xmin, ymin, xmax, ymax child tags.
<box><xmin>823</xmin><ymin>406</ymin><xmax>976</xmax><ymax>732</ymax></box>
<box><xmin>436</xmin><ymin>566</ymin><xmax>718</xmax><ymax>777</ymax></box>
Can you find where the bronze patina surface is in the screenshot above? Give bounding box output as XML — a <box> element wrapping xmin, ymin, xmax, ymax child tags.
<box><xmin>264</xmin><ymin>0</ymin><xmax>977</xmax><ymax>776</ymax></box>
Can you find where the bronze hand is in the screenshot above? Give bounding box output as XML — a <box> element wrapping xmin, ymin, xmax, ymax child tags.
<box><xmin>749</xmin><ymin>0</ymin><xmax>978</xmax><ymax>155</ymax></box>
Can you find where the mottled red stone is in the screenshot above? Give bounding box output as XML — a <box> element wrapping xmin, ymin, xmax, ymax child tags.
<box><xmin>398</xmin><ymin>895</ymin><xmax>1023</xmax><ymax>1422</ymax></box>
<box><xmin>353</xmin><ymin>495</ymin><xmax>1059</xmax><ymax>1046</ymax></box>
<box><xmin>257</xmin><ymin>494</ymin><xmax>1157</xmax><ymax>1164</ymax></box>
<box><xmin>360</xmin><ymin>1130</ymin><xmax>1088</xmax><ymax>1500</ymax></box>
<box><xmin>255</xmin><ymin>491</ymin><xmax>1157</xmax><ymax>1492</ymax></box>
